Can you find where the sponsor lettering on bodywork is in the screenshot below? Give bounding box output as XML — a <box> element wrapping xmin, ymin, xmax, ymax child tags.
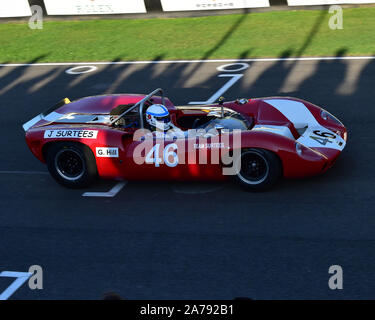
<box><xmin>96</xmin><ymin>147</ymin><xmax>119</xmax><ymax>158</ymax></box>
<box><xmin>44</xmin><ymin>130</ymin><xmax>98</xmax><ymax>139</ymax></box>
<box><xmin>194</xmin><ymin>143</ymin><xmax>226</xmax><ymax>149</ymax></box>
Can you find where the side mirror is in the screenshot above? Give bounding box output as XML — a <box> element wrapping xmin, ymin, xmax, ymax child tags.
<box><xmin>218</xmin><ymin>96</ymin><xmax>225</xmax><ymax>118</ymax></box>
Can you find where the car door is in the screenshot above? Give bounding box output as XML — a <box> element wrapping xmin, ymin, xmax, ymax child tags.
<box><xmin>121</xmin><ymin>130</ymin><xmax>225</xmax><ymax>181</ymax></box>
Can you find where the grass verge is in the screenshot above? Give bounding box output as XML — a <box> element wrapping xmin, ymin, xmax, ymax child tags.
<box><xmin>0</xmin><ymin>7</ymin><xmax>374</xmax><ymax>63</ymax></box>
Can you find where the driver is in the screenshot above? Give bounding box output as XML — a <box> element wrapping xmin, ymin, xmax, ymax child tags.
<box><xmin>145</xmin><ymin>104</ymin><xmax>185</xmax><ymax>139</ymax></box>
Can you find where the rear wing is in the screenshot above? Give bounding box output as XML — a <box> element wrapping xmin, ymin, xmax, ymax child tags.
<box><xmin>22</xmin><ymin>98</ymin><xmax>71</xmax><ymax>132</ymax></box>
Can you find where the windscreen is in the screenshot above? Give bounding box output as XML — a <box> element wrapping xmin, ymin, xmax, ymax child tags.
<box><xmin>202</xmin><ymin>115</ymin><xmax>250</xmax><ymax>131</ymax></box>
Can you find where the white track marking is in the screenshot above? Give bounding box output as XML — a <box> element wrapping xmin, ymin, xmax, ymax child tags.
<box><xmin>217</xmin><ymin>63</ymin><xmax>250</xmax><ymax>72</ymax></box>
<box><xmin>0</xmin><ymin>271</ymin><xmax>32</xmax><ymax>300</ymax></box>
<box><xmin>0</xmin><ymin>171</ymin><xmax>127</xmax><ymax>197</ymax></box>
<box><xmin>0</xmin><ymin>56</ymin><xmax>374</xmax><ymax>67</ymax></box>
<box><xmin>82</xmin><ymin>181</ymin><xmax>127</xmax><ymax>197</ymax></box>
<box><xmin>0</xmin><ymin>170</ymin><xmax>48</xmax><ymax>175</ymax></box>
<box><xmin>189</xmin><ymin>74</ymin><xmax>243</xmax><ymax>105</ymax></box>
<box><xmin>65</xmin><ymin>66</ymin><xmax>98</xmax><ymax>75</ymax></box>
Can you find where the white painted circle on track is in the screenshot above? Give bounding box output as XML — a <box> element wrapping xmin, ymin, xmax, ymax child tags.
<box><xmin>65</xmin><ymin>66</ymin><xmax>97</xmax><ymax>75</ymax></box>
<box><xmin>217</xmin><ymin>63</ymin><xmax>250</xmax><ymax>72</ymax></box>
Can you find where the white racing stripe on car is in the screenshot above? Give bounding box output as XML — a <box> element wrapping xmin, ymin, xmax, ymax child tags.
<box><xmin>22</xmin><ymin>115</ymin><xmax>43</xmax><ymax>131</ymax></box>
<box><xmin>263</xmin><ymin>99</ymin><xmax>319</xmax><ymax>129</ymax></box>
<box><xmin>43</xmin><ymin>111</ymin><xmax>65</xmax><ymax>122</ymax></box>
<box><xmin>263</xmin><ymin>99</ymin><xmax>346</xmax><ymax>151</ymax></box>
<box><xmin>22</xmin><ymin>112</ymin><xmax>65</xmax><ymax>131</ymax></box>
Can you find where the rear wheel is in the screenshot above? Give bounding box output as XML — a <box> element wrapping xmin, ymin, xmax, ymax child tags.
<box><xmin>46</xmin><ymin>142</ymin><xmax>97</xmax><ymax>188</ymax></box>
<box><xmin>234</xmin><ymin>148</ymin><xmax>281</xmax><ymax>191</ymax></box>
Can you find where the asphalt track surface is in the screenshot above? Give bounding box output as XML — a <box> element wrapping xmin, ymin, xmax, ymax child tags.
<box><xmin>0</xmin><ymin>57</ymin><xmax>374</xmax><ymax>299</ymax></box>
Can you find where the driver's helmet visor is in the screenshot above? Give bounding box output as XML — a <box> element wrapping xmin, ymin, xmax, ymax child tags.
<box><xmin>155</xmin><ymin>115</ymin><xmax>170</xmax><ymax>123</ymax></box>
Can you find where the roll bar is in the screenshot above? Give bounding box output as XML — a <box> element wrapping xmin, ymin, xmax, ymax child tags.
<box><xmin>109</xmin><ymin>88</ymin><xmax>165</xmax><ymax>128</ymax></box>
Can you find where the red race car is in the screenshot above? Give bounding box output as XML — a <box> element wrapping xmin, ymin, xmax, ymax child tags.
<box><xmin>23</xmin><ymin>88</ymin><xmax>347</xmax><ymax>191</ymax></box>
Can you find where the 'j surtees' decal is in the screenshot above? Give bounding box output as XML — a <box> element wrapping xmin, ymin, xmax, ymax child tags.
<box><xmin>96</xmin><ymin>147</ymin><xmax>119</xmax><ymax>158</ymax></box>
<box><xmin>44</xmin><ymin>130</ymin><xmax>98</xmax><ymax>139</ymax></box>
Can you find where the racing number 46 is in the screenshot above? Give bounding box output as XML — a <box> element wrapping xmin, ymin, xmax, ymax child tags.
<box><xmin>146</xmin><ymin>143</ymin><xmax>178</xmax><ymax>167</ymax></box>
<box><xmin>310</xmin><ymin>130</ymin><xmax>336</xmax><ymax>146</ymax></box>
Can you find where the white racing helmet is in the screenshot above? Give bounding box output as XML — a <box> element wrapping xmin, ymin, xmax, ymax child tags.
<box><xmin>146</xmin><ymin>104</ymin><xmax>172</xmax><ymax>130</ymax></box>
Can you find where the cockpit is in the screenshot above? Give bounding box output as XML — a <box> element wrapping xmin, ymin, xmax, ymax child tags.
<box><xmin>109</xmin><ymin>88</ymin><xmax>253</xmax><ymax>133</ymax></box>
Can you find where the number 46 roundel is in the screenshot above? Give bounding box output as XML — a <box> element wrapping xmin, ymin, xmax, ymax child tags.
<box><xmin>145</xmin><ymin>143</ymin><xmax>179</xmax><ymax>167</ymax></box>
<box><xmin>309</xmin><ymin>130</ymin><xmax>336</xmax><ymax>146</ymax></box>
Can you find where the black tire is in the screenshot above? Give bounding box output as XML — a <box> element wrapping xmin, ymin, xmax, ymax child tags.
<box><xmin>46</xmin><ymin>142</ymin><xmax>97</xmax><ymax>188</ymax></box>
<box><xmin>234</xmin><ymin>148</ymin><xmax>281</xmax><ymax>191</ymax></box>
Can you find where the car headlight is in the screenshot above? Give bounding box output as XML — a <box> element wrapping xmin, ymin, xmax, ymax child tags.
<box><xmin>321</xmin><ymin>109</ymin><xmax>343</xmax><ymax>126</ymax></box>
<box><xmin>321</xmin><ymin>110</ymin><xmax>329</xmax><ymax>120</ymax></box>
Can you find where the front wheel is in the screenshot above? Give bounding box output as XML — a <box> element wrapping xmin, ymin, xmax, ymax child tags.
<box><xmin>46</xmin><ymin>142</ymin><xmax>97</xmax><ymax>188</ymax></box>
<box><xmin>234</xmin><ymin>148</ymin><xmax>281</xmax><ymax>191</ymax></box>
